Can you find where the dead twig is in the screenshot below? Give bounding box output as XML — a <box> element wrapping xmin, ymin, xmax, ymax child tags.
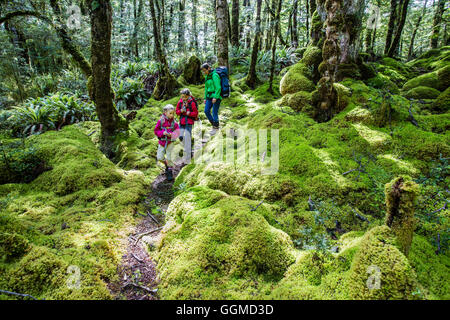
<box><xmin>134</xmin><ymin>227</ymin><xmax>163</xmax><ymax>246</ymax></box>
<box><xmin>131</xmin><ymin>253</ymin><xmax>144</xmax><ymax>263</ymax></box>
<box><xmin>248</xmin><ymin>200</ymin><xmax>264</xmax><ymax>211</ymax></box>
<box><xmin>146</xmin><ymin>211</ymin><xmax>160</xmax><ymax>225</ymax></box>
<box><xmin>0</xmin><ymin>289</ymin><xmax>38</xmax><ymax>300</ymax></box>
<box><xmin>122</xmin><ymin>282</ymin><xmax>158</xmax><ymax>294</ymax></box>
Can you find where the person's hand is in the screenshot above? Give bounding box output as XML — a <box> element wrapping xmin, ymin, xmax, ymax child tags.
<box><xmin>163</xmin><ymin>131</ymin><xmax>170</xmax><ymax>136</ymax></box>
<box><xmin>186</xmin><ymin>111</ymin><xmax>190</xmax><ymax>116</ymax></box>
<box><xmin>212</xmin><ymin>98</ymin><xmax>217</xmax><ymax>104</ymax></box>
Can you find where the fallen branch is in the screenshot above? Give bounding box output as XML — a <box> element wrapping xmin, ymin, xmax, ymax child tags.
<box><xmin>131</xmin><ymin>253</ymin><xmax>144</xmax><ymax>263</ymax></box>
<box><xmin>121</xmin><ymin>282</ymin><xmax>157</xmax><ymax>294</ymax></box>
<box><xmin>146</xmin><ymin>211</ymin><xmax>160</xmax><ymax>225</ymax></box>
<box><xmin>134</xmin><ymin>227</ymin><xmax>163</xmax><ymax>246</ymax></box>
<box><xmin>408</xmin><ymin>104</ymin><xmax>419</xmax><ymax>127</ymax></box>
<box><xmin>0</xmin><ymin>289</ymin><xmax>38</xmax><ymax>300</ymax></box>
<box><xmin>249</xmin><ymin>200</ymin><xmax>264</xmax><ymax>211</ymax></box>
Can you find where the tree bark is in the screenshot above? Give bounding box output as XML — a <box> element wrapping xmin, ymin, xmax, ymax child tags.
<box><xmin>178</xmin><ymin>0</ymin><xmax>186</xmax><ymax>52</ymax></box>
<box><xmin>387</xmin><ymin>0</ymin><xmax>411</xmax><ymax>57</ymax></box>
<box><xmin>268</xmin><ymin>0</ymin><xmax>282</xmax><ymax>94</ymax></box>
<box><xmin>385</xmin><ymin>0</ymin><xmax>398</xmax><ymax>55</ymax></box>
<box><xmin>216</xmin><ymin>0</ymin><xmax>230</xmax><ymax>68</ymax></box>
<box><xmin>246</xmin><ymin>0</ymin><xmax>263</xmax><ymax>88</ymax></box>
<box><xmin>192</xmin><ymin>0</ymin><xmax>199</xmax><ymax>50</ymax></box>
<box><xmin>149</xmin><ymin>0</ymin><xmax>179</xmax><ymax>99</ymax></box>
<box><xmin>408</xmin><ymin>0</ymin><xmax>428</xmax><ymax>60</ymax></box>
<box><xmin>88</xmin><ymin>0</ymin><xmax>127</xmax><ymax>157</ymax></box>
<box><xmin>291</xmin><ymin>0</ymin><xmax>298</xmax><ymax>48</ymax></box>
<box><xmin>231</xmin><ymin>0</ymin><xmax>240</xmax><ymax>47</ymax></box>
<box><xmin>430</xmin><ymin>0</ymin><xmax>446</xmax><ymax>48</ymax></box>
<box><xmin>316</xmin><ymin>0</ymin><xmax>365</xmax><ymax>122</ymax></box>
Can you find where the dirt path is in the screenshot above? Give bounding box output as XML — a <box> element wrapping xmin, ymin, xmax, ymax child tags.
<box><xmin>109</xmin><ymin>112</ymin><xmax>233</xmax><ymax>300</ymax></box>
<box><xmin>108</xmin><ymin>160</ymin><xmax>185</xmax><ymax>300</ymax></box>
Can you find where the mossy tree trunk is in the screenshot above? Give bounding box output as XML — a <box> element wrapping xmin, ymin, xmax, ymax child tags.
<box><xmin>216</xmin><ymin>0</ymin><xmax>230</xmax><ymax>69</ymax></box>
<box><xmin>268</xmin><ymin>0</ymin><xmax>283</xmax><ymax>94</ymax></box>
<box><xmin>430</xmin><ymin>0</ymin><xmax>446</xmax><ymax>48</ymax></box>
<box><xmin>384</xmin><ymin>0</ymin><xmax>398</xmax><ymax>55</ymax></box>
<box><xmin>246</xmin><ymin>0</ymin><xmax>263</xmax><ymax>89</ymax></box>
<box><xmin>316</xmin><ymin>0</ymin><xmax>365</xmax><ymax>122</ymax></box>
<box><xmin>407</xmin><ymin>0</ymin><xmax>428</xmax><ymax>60</ymax></box>
<box><xmin>88</xmin><ymin>0</ymin><xmax>128</xmax><ymax>157</ymax></box>
<box><xmin>231</xmin><ymin>0</ymin><xmax>240</xmax><ymax>47</ymax></box>
<box><xmin>385</xmin><ymin>176</ymin><xmax>419</xmax><ymax>257</ymax></box>
<box><xmin>131</xmin><ymin>0</ymin><xmax>144</xmax><ymax>59</ymax></box>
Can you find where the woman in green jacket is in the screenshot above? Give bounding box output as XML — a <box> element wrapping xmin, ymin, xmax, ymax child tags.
<box><xmin>201</xmin><ymin>63</ymin><xmax>221</xmax><ymax>134</ymax></box>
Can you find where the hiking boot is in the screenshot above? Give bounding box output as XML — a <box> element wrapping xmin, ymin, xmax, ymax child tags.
<box><xmin>209</xmin><ymin>122</ymin><xmax>220</xmax><ymax>135</ymax></box>
<box><xmin>166</xmin><ymin>168</ymin><xmax>174</xmax><ymax>181</ymax></box>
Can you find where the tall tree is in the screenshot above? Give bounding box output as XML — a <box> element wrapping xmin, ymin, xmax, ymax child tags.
<box><xmin>178</xmin><ymin>0</ymin><xmax>186</xmax><ymax>52</ymax></box>
<box><xmin>408</xmin><ymin>0</ymin><xmax>428</xmax><ymax>60</ymax></box>
<box><xmin>192</xmin><ymin>0</ymin><xmax>199</xmax><ymax>50</ymax></box>
<box><xmin>268</xmin><ymin>0</ymin><xmax>282</xmax><ymax>94</ymax></box>
<box><xmin>386</xmin><ymin>0</ymin><xmax>411</xmax><ymax>57</ymax></box>
<box><xmin>385</xmin><ymin>0</ymin><xmax>398</xmax><ymax>55</ymax></box>
<box><xmin>231</xmin><ymin>0</ymin><xmax>240</xmax><ymax>47</ymax></box>
<box><xmin>316</xmin><ymin>0</ymin><xmax>365</xmax><ymax>122</ymax></box>
<box><xmin>216</xmin><ymin>0</ymin><xmax>229</xmax><ymax>68</ymax></box>
<box><xmin>87</xmin><ymin>0</ymin><xmax>127</xmax><ymax>157</ymax></box>
<box><xmin>246</xmin><ymin>0</ymin><xmax>262</xmax><ymax>88</ymax></box>
<box><xmin>150</xmin><ymin>0</ymin><xmax>180</xmax><ymax>99</ymax></box>
<box><xmin>430</xmin><ymin>0</ymin><xmax>446</xmax><ymax>48</ymax></box>
<box><xmin>291</xmin><ymin>0</ymin><xmax>299</xmax><ymax>48</ymax></box>
<box><xmin>131</xmin><ymin>0</ymin><xmax>144</xmax><ymax>58</ymax></box>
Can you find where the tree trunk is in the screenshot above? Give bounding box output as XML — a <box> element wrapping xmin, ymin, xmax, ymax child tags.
<box><xmin>204</xmin><ymin>21</ymin><xmax>209</xmax><ymax>52</ymax></box>
<box><xmin>385</xmin><ymin>0</ymin><xmax>398</xmax><ymax>55</ymax></box>
<box><xmin>192</xmin><ymin>0</ymin><xmax>199</xmax><ymax>50</ymax></box>
<box><xmin>132</xmin><ymin>0</ymin><xmax>144</xmax><ymax>58</ymax></box>
<box><xmin>178</xmin><ymin>0</ymin><xmax>186</xmax><ymax>52</ymax></box>
<box><xmin>408</xmin><ymin>0</ymin><xmax>428</xmax><ymax>60</ymax></box>
<box><xmin>316</xmin><ymin>0</ymin><xmax>365</xmax><ymax>122</ymax></box>
<box><xmin>88</xmin><ymin>0</ymin><xmax>127</xmax><ymax>157</ymax></box>
<box><xmin>291</xmin><ymin>0</ymin><xmax>298</xmax><ymax>48</ymax></box>
<box><xmin>430</xmin><ymin>0</ymin><xmax>446</xmax><ymax>48</ymax></box>
<box><xmin>387</xmin><ymin>0</ymin><xmax>410</xmax><ymax>57</ymax></box>
<box><xmin>305</xmin><ymin>0</ymin><xmax>310</xmax><ymax>43</ymax></box>
<box><xmin>216</xmin><ymin>0</ymin><xmax>230</xmax><ymax>68</ymax></box>
<box><xmin>246</xmin><ymin>0</ymin><xmax>263</xmax><ymax>88</ymax></box>
<box><xmin>268</xmin><ymin>0</ymin><xmax>282</xmax><ymax>94</ymax></box>
<box><xmin>231</xmin><ymin>0</ymin><xmax>240</xmax><ymax>47</ymax></box>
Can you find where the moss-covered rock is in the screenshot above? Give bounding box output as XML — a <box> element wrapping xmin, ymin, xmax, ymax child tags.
<box><xmin>366</xmin><ymin>74</ymin><xmax>400</xmax><ymax>94</ymax></box>
<box><xmin>279</xmin><ymin>63</ymin><xmax>315</xmax><ymax>96</ymax></box>
<box><xmin>402</xmin><ymin>71</ymin><xmax>442</xmax><ymax>92</ymax></box>
<box><xmin>154</xmin><ymin>188</ymin><xmax>296</xmax><ymax>299</ymax></box>
<box><xmin>431</xmin><ymin>87</ymin><xmax>450</xmax><ymax>113</ymax></box>
<box><xmin>436</xmin><ymin>65</ymin><xmax>450</xmax><ymax>91</ymax></box>
<box><xmin>333</xmin><ymin>83</ymin><xmax>351</xmax><ymax>112</ymax></box>
<box><xmin>281</xmin><ymin>91</ymin><xmax>313</xmax><ymax>113</ymax></box>
<box><xmin>301</xmin><ymin>46</ymin><xmax>322</xmax><ymax>68</ymax></box>
<box><xmin>403</xmin><ymin>86</ymin><xmax>441</xmax><ymax>100</ymax></box>
<box><xmin>347</xmin><ymin>226</ymin><xmax>420</xmax><ymax>299</ymax></box>
<box><xmin>182</xmin><ymin>56</ymin><xmax>203</xmax><ymax>85</ymax></box>
<box><xmin>0</xmin><ymin>232</ymin><xmax>31</xmax><ymax>261</ymax></box>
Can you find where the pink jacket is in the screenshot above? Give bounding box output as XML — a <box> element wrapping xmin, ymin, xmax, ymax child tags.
<box><xmin>154</xmin><ymin>115</ymin><xmax>180</xmax><ymax>147</ymax></box>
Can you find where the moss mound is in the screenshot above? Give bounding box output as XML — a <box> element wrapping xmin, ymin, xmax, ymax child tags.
<box><xmin>431</xmin><ymin>87</ymin><xmax>450</xmax><ymax>113</ymax></box>
<box><xmin>347</xmin><ymin>226</ymin><xmax>420</xmax><ymax>299</ymax></box>
<box><xmin>402</xmin><ymin>71</ymin><xmax>442</xmax><ymax>92</ymax></box>
<box><xmin>154</xmin><ymin>187</ymin><xmax>296</xmax><ymax>299</ymax></box>
<box><xmin>182</xmin><ymin>55</ymin><xmax>203</xmax><ymax>85</ymax></box>
<box><xmin>404</xmin><ymin>86</ymin><xmax>441</xmax><ymax>100</ymax></box>
<box><xmin>279</xmin><ymin>63</ymin><xmax>315</xmax><ymax>96</ymax></box>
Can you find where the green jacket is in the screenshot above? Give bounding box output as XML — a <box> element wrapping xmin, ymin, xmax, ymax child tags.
<box><xmin>204</xmin><ymin>70</ymin><xmax>221</xmax><ymax>100</ymax></box>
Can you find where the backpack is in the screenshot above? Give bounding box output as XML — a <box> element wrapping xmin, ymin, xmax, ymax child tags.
<box><xmin>189</xmin><ymin>97</ymin><xmax>200</xmax><ymax>121</ymax></box>
<box><xmin>214</xmin><ymin>67</ymin><xmax>230</xmax><ymax>98</ymax></box>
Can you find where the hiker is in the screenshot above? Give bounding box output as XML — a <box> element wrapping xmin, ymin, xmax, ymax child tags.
<box><xmin>154</xmin><ymin>104</ymin><xmax>180</xmax><ymax>181</ymax></box>
<box><xmin>201</xmin><ymin>63</ymin><xmax>222</xmax><ymax>134</ymax></box>
<box><xmin>176</xmin><ymin>88</ymin><xmax>199</xmax><ymax>163</ymax></box>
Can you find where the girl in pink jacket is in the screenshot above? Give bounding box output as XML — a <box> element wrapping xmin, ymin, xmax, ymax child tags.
<box><xmin>154</xmin><ymin>104</ymin><xmax>180</xmax><ymax>181</ymax></box>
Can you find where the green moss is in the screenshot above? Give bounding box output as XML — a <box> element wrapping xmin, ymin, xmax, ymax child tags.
<box><xmin>333</xmin><ymin>83</ymin><xmax>351</xmax><ymax>112</ymax></box>
<box><xmin>155</xmin><ymin>190</ymin><xmax>296</xmax><ymax>299</ymax></box>
<box><xmin>366</xmin><ymin>74</ymin><xmax>400</xmax><ymax>94</ymax></box>
<box><xmin>280</xmin><ymin>64</ymin><xmax>315</xmax><ymax>96</ymax></box>
<box><xmin>408</xmin><ymin>235</ymin><xmax>450</xmax><ymax>299</ymax></box>
<box><xmin>301</xmin><ymin>46</ymin><xmax>322</xmax><ymax>67</ymax></box>
<box><xmin>347</xmin><ymin>226</ymin><xmax>420</xmax><ymax>299</ymax></box>
<box><xmin>403</xmin><ymin>86</ymin><xmax>441</xmax><ymax>100</ymax></box>
<box><xmin>402</xmin><ymin>71</ymin><xmax>442</xmax><ymax>92</ymax></box>
<box><xmin>0</xmin><ymin>232</ymin><xmax>31</xmax><ymax>262</ymax></box>
<box><xmin>436</xmin><ymin>65</ymin><xmax>450</xmax><ymax>90</ymax></box>
<box><xmin>182</xmin><ymin>56</ymin><xmax>203</xmax><ymax>85</ymax></box>
<box><xmin>384</xmin><ymin>176</ymin><xmax>419</xmax><ymax>256</ymax></box>
<box><xmin>280</xmin><ymin>91</ymin><xmax>313</xmax><ymax>113</ymax></box>
<box><xmin>431</xmin><ymin>87</ymin><xmax>450</xmax><ymax>114</ymax></box>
